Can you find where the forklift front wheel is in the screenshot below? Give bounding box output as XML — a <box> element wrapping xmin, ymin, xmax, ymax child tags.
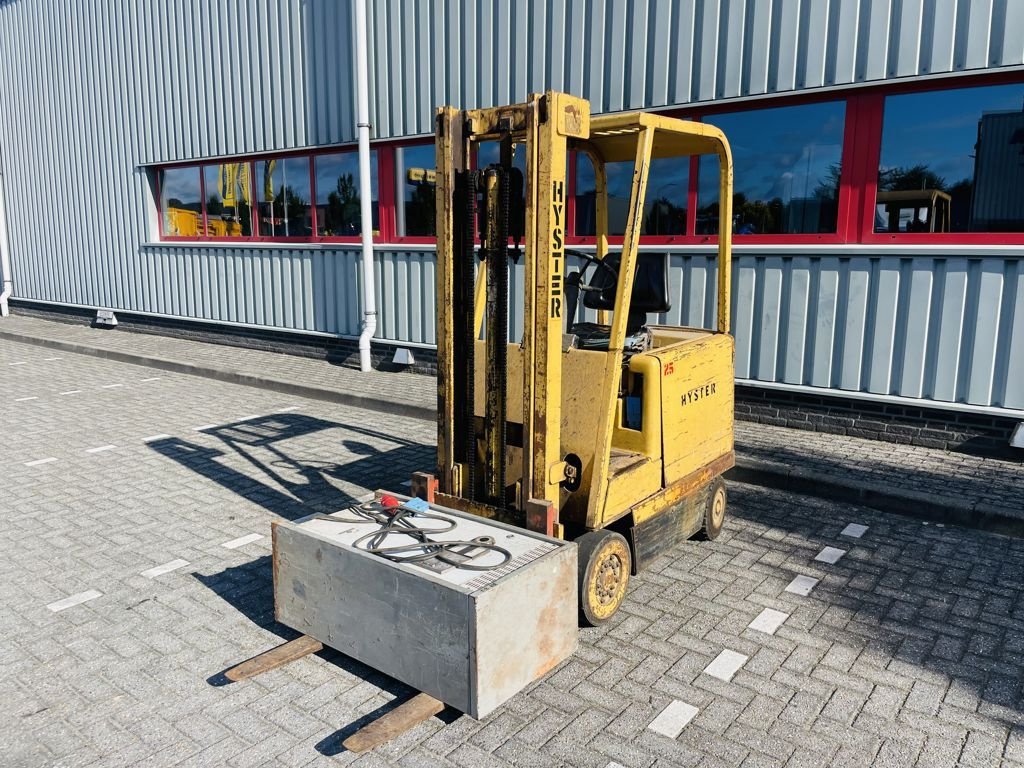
<box><xmin>577</xmin><ymin>530</ymin><xmax>631</xmax><ymax>626</ymax></box>
<box><xmin>697</xmin><ymin>478</ymin><xmax>727</xmax><ymax>541</ymax></box>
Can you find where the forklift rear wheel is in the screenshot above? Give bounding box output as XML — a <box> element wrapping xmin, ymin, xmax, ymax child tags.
<box><xmin>696</xmin><ymin>478</ymin><xmax>727</xmax><ymax>540</ymax></box>
<box><xmin>577</xmin><ymin>530</ymin><xmax>631</xmax><ymax>626</ymax></box>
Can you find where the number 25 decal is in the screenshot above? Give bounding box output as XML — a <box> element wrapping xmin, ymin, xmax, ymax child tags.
<box><xmin>663</xmin><ymin>362</ymin><xmax>674</xmax><ymax>376</ymax></box>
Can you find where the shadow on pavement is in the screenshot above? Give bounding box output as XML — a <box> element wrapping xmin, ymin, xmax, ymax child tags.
<box><xmin>147</xmin><ymin>413</ymin><xmax>433</xmax><ymax>521</ymax></box>
<box><xmin>153</xmin><ymin>413</ymin><xmax>447</xmax><ymax>747</ymax></box>
<box><xmin>723</xmin><ymin>480</ymin><xmax>1024</xmax><ymax>720</ymax></box>
<box><xmin>195</xmin><ymin>554</ymin><xmax>458</xmax><ymax>756</ymax></box>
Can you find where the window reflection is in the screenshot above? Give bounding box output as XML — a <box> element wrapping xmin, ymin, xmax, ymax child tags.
<box><xmin>257</xmin><ymin>157</ymin><xmax>312</xmax><ymax>237</ymax></box>
<box><xmin>396</xmin><ymin>144</ymin><xmax>436</xmax><ymax>237</ymax></box>
<box><xmin>203</xmin><ymin>163</ymin><xmax>253</xmax><ymax>237</ymax></box>
<box><xmin>315</xmin><ymin>151</ymin><xmax>378</xmax><ymax>237</ymax></box>
<box><xmin>575</xmin><ymin>154</ymin><xmax>689</xmax><ymax>236</ymax></box>
<box><xmin>160</xmin><ymin>166</ymin><xmax>202</xmax><ymax>237</ymax></box>
<box><xmin>876</xmin><ymin>83</ymin><xmax>1024</xmax><ymax>233</ymax></box>
<box><xmin>698</xmin><ymin>101</ymin><xmax>845</xmax><ymax>235</ymax></box>
<box><xmin>476</xmin><ymin>141</ymin><xmax>527</xmax><ymax>239</ymax></box>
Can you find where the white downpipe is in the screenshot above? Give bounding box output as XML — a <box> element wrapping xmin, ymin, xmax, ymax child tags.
<box><xmin>0</xmin><ymin>156</ymin><xmax>13</xmax><ymax>317</ymax></box>
<box><xmin>354</xmin><ymin>0</ymin><xmax>376</xmax><ymax>372</ymax></box>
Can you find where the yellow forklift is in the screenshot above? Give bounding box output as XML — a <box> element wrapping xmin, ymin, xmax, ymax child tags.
<box><xmin>415</xmin><ymin>91</ymin><xmax>736</xmax><ymax>625</ymax></box>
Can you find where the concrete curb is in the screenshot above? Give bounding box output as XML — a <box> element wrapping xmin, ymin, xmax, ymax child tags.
<box><xmin>0</xmin><ymin>328</ymin><xmax>435</xmax><ymax>423</ymax></box>
<box><xmin>727</xmin><ymin>458</ymin><xmax>1023</xmax><ymax>537</ymax></box>
<box><xmin>5</xmin><ymin>326</ymin><xmax>1020</xmax><ymax>537</ymax></box>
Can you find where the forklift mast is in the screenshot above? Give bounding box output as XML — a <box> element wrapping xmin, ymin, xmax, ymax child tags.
<box><xmin>434</xmin><ymin>92</ymin><xmax>590</xmax><ymax>534</ymax></box>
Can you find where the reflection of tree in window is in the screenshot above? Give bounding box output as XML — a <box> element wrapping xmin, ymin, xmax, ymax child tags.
<box><xmin>326</xmin><ymin>174</ymin><xmax>361</xmax><ymax>235</ymax></box>
<box><xmin>574</xmin><ymin>155</ymin><xmax>688</xmax><ymax>236</ymax></box>
<box><xmin>875</xmin><ymin>83</ymin><xmax>1024</xmax><ymax>233</ymax></box>
<box><xmin>315</xmin><ymin>151</ymin><xmax>378</xmax><ymax>237</ymax></box>
<box><xmin>258</xmin><ymin>159</ymin><xmax>311</xmax><ymax>237</ymax></box>
<box><xmin>697</xmin><ymin>101</ymin><xmax>845</xmax><ymax>235</ymax></box>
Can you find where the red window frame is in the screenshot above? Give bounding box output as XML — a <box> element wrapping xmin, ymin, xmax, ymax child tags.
<box><xmin>155</xmin><ymin>146</ymin><xmax>380</xmax><ymax>245</ymax></box>
<box><xmin>156</xmin><ymin>71</ymin><xmax>1024</xmax><ymax>248</ymax></box>
<box><xmin>568</xmin><ymin>91</ymin><xmax>854</xmax><ymax>247</ymax></box>
<box><xmin>854</xmin><ymin>72</ymin><xmax>1024</xmax><ymax>245</ymax></box>
<box><xmin>385</xmin><ymin>137</ymin><xmax>437</xmax><ymax>245</ymax></box>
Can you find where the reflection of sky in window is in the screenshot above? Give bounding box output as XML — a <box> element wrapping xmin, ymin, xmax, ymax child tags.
<box><xmin>161</xmin><ymin>167</ymin><xmax>200</xmax><ymax>202</ymax></box>
<box><xmin>699</xmin><ymin>101</ymin><xmax>844</xmax><ymax>204</ymax></box>
<box><xmin>315</xmin><ymin>150</ymin><xmax>377</xmax><ymax>202</ymax></box>
<box><xmin>879</xmin><ymin>83</ymin><xmax>1024</xmax><ymax>184</ymax></box>
<box><xmin>399</xmin><ymin>145</ymin><xmax>435</xmax><ymax>201</ymax></box>
<box><xmin>260</xmin><ymin>158</ymin><xmax>311</xmax><ymax>201</ymax></box>
<box><xmin>477</xmin><ymin>142</ymin><xmax>526</xmax><ymax>172</ymax></box>
<box><xmin>577</xmin><ymin>156</ymin><xmax>689</xmax><ymax>203</ymax></box>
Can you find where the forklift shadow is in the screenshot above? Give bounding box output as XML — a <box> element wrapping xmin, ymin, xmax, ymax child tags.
<box><xmin>146</xmin><ymin>413</ymin><xmax>433</xmax><ymax>522</ymax></box>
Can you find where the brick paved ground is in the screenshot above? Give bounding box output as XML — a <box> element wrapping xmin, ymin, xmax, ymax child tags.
<box><xmin>3</xmin><ymin>337</ymin><xmax>1024</xmax><ymax>767</ymax></box>
<box><xmin>2</xmin><ymin>314</ymin><xmax>1021</xmax><ymax>524</ymax></box>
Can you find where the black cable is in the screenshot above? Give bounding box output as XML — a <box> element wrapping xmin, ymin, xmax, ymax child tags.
<box><xmin>311</xmin><ymin>501</ymin><xmax>512</xmax><ymax>571</ymax></box>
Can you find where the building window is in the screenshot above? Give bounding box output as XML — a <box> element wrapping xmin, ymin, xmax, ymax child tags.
<box><xmin>697</xmin><ymin>101</ymin><xmax>845</xmax><ymax>235</ymax></box>
<box><xmin>159</xmin><ymin>166</ymin><xmax>203</xmax><ymax>237</ymax></box>
<box><xmin>575</xmin><ymin>154</ymin><xmax>689</xmax><ymax>236</ymax></box>
<box><xmin>203</xmin><ymin>162</ymin><xmax>253</xmax><ymax>237</ymax></box>
<box><xmin>395</xmin><ymin>144</ymin><xmax>436</xmax><ymax>237</ymax></box>
<box><xmin>257</xmin><ymin>157</ymin><xmax>312</xmax><ymax>238</ymax></box>
<box><xmin>314</xmin><ymin>150</ymin><xmax>378</xmax><ymax>237</ymax></box>
<box><xmin>875</xmin><ymin>83</ymin><xmax>1024</xmax><ymax>233</ymax></box>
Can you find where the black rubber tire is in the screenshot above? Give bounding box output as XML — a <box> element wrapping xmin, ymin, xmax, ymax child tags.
<box><xmin>576</xmin><ymin>529</ymin><xmax>631</xmax><ymax>627</ymax></box>
<box><xmin>695</xmin><ymin>477</ymin><xmax>727</xmax><ymax>541</ymax></box>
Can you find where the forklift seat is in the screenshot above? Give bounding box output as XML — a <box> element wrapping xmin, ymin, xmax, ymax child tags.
<box><xmin>583</xmin><ymin>252</ymin><xmax>672</xmax><ymax>332</ymax></box>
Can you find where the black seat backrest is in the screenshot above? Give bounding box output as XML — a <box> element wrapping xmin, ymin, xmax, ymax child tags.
<box><xmin>582</xmin><ymin>251</ymin><xmax>672</xmax><ymax>314</ymax></box>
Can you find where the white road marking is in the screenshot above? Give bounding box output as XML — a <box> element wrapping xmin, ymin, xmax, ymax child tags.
<box><xmin>704</xmin><ymin>649</ymin><xmax>748</xmax><ymax>682</ymax></box>
<box><xmin>85</xmin><ymin>445</ymin><xmax>117</xmax><ymax>454</ymax></box>
<box><xmin>815</xmin><ymin>546</ymin><xmax>846</xmax><ymax>564</ymax></box>
<box><xmin>47</xmin><ymin>589</ymin><xmax>102</xmax><ymax>612</ymax></box>
<box><xmin>648</xmin><ymin>700</ymin><xmax>699</xmax><ymax>738</ymax></box>
<box><xmin>401</xmin><ymin>480</ymin><xmax>413</xmax><ymax>487</ymax></box>
<box><xmin>193</xmin><ymin>424</ymin><xmax>219</xmax><ymax>431</ymax></box>
<box><xmin>278</xmin><ymin>406</ymin><xmax>301</xmax><ymax>412</ymax></box>
<box><xmin>25</xmin><ymin>457</ymin><xmax>57</xmax><ymax>467</ymax></box>
<box><xmin>222</xmin><ymin>533</ymin><xmax>264</xmax><ymax>549</ymax></box>
<box><xmin>142</xmin><ymin>434</ymin><xmax>171</xmax><ymax>442</ymax></box>
<box><xmin>140</xmin><ymin>377</ymin><xmax>161</xmax><ymax>382</ymax></box>
<box><xmin>841</xmin><ymin>523</ymin><xmax>868</xmax><ymax>538</ymax></box>
<box><xmin>237</xmin><ymin>415</ymin><xmax>260</xmax><ymax>421</ymax></box>
<box><xmin>45</xmin><ymin>357</ymin><xmax>63</xmax><ymax>361</ymax></box>
<box><xmin>59</xmin><ymin>390</ymin><xmax>81</xmax><ymax>395</ymax></box>
<box><xmin>101</xmin><ymin>384</ymin><xmax>124</xmax><ymax>389</ymax></box>
<box><xmin>140</xmin><ymin>559</ymin><xmax>190</xmax><ymax>579</ymax></box>
<box><xmin>8</xmin><ymin>361</ymin><xmax>27</xmax><ymax>366</ymax></box>
<box><xmin>785</xmin><ymin>574</ymin><xmax>820</xmax><ymax>596</ymax></box>
<box><xmin>14</xmin><ymin>396</ymin><xmax>38</xmax><ymax>402</ymax></box>
<box><xmin>748</xmin><ymin>608</ymin><xmax>789</xmax><ymax>635</ymax></box>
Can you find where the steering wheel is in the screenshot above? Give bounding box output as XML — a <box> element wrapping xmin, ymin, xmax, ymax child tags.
<box><xmin>565</xmin><ymin>248</ymin><xmax>618</xmax><ymax>291</ymax></box>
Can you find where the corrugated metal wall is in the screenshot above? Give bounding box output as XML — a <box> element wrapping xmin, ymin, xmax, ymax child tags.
<box><xmin>368</xmin><ymin>0</ymin><xmax>1024</xmax><ymax>138</ymax></box>
<box><xmin>0</xmin><ymin>1</ymin><xmax>1022</xmax><ymax>411</ymax></box>
<box><xmin>372</xmin><ymin>247</ymin><xmax>1024</xmax><ymax>410</ymax></box>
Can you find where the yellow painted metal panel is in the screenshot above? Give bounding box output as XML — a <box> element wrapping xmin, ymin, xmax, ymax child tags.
<box><xmin>655</xmin><ymin>333</ymin><xmax>735</xmax><ymax>484</ymax></box>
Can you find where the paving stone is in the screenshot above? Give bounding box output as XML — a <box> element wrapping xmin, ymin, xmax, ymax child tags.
<box><xmin>2</xmin><ymin>334</ymin><xmax>1024</xmax><ymax>768</ymax></box>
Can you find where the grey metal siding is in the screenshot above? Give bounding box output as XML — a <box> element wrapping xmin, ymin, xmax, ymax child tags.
<box><xmin>372</xmin><ymin>247</ymin><xmax>1024</xmax><ymax>410</ymax></box>
<box><xmin>0</xmin><ymin>1</ymin><xmax>1022</xmax><ymax>413</ymax></box>
<box><xmin>368</xmin><ymin>0</ymin><xmax>1024</xmax><ymax>139</ymax></box>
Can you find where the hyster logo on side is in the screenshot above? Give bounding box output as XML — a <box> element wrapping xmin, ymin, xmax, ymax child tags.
<box><xmin>681</xmin><ymin>382</ymin><xmax>717</xmax><ymax>406</ymax></box>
